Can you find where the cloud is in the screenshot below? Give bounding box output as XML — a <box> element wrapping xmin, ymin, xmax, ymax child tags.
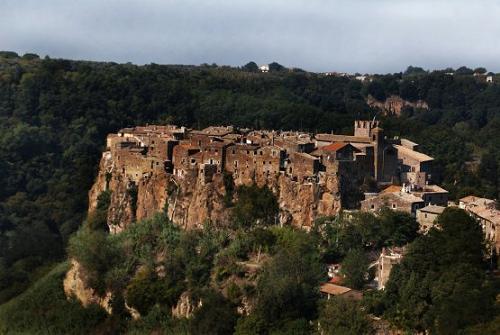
<box><xmin>1</xmin><ymin>0</ymin><xmax>499</xmax><ymax>73</ymax></box>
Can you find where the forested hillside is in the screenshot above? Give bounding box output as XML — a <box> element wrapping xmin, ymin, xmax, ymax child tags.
<box><xmin>0</xmin><ymin>52</ymin><xmax>499</xmax><ymax>333</ymax></box>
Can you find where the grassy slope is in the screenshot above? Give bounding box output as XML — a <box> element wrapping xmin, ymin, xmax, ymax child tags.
<box><xmin>0</xmin><ymin>262</ymin><xmax>106</xmax><ymax>335</ymax></box>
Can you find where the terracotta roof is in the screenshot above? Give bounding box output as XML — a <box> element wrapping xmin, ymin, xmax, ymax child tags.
<box><xmin>329</xmin><ymin>276</ymin><xmax>344</xmax><ymax>285</ymax></box>
<box><xmin>315</xmin><ymin>134</ymin><xmax>372</xmax><ymax>144</ymax></box>
<box><xmin>381</xmin><ymin>185</ymin><xmax>402</xmax><ymax>194</ymax></box>
<box><xmin>322</xmin><ymin>142</ymin><xmax>348</xmax><ymax>152</ymax></box>
<box><xmin>320</xmin><ymin>283</ymin><xmax>352</xmax><ymax>295</ymax></box>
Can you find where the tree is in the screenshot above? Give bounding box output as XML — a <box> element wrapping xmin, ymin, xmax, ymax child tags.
<box><xmin>242</xmin><ymin>61</ymin><xmax>259</xmax><ymax>72</ymax></box>
<box><xmin>341</xmin><ymin>248</ymin><xmax>369</xmax><ymax>289</ymax></box>
<box><xmin>249</xmin><ymin>228</ymin><xmax>324</xmax><ymax>331</ymax></box>
<box><xmin>268</xmin><ymin>62</ymin><xmax>285</xmax><ymax>72</ymax></box>
<box><xmin>473</xmin><ymin>67</ymin><xmax>487</xmax><ymax>74</ymax></box>
<box><xmin>383</xmin><ymin>208</ymin><xmax>495</xmax><ymax>333</ymax></box>
<box><xmin>233</xmin><ymin>184</ymin><xmax>278</xmax><ymax>228</ymax></box>
<box><xmin>455</xmin><ymin>66</ymin><xmax>474</xmax><ymax>75</ymax></box>
<box><xmin>378</xmin><ymin>208</ymin><xmax>419</xmax><ymax>247</ymax></box>
<box><xmin>318</xmin><ymin>297</ymin><xmax>373</xmax><ymax>335</ymax></box>
<box><xmin>366</xmin><ymin>80</ymin><xmax>386</xmax><ymax>101</ymax></box>
<box><xmin>189</xmin><ymin>290</ymin><xmax>238</xmax><ymax>335</ymax></box>
<box><xmin>404</xmin><ymin>66</ymin><xmax>426</xmax><ymax>76</ymax></box>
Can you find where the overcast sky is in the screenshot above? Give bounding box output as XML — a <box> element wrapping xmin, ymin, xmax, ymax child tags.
<box><xmin>1</xmin><ymin>0</ymin><xmax>500</xmax><ymax>73</ymax></box>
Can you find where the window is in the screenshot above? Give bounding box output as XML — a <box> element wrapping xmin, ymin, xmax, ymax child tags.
<box><xmin>424</xmin><ymin>213</ymin><xmax>427</xmax><ymax>218</ymax></box>
<box><xmin>392</xmin><ymin>204</ymin><xmax>397</xmax><ymax>209</ymax></box>
<box><xmin>371</xmin><ymin>204</ymin><xmax>375</xmax><ymax>209</ymax></box>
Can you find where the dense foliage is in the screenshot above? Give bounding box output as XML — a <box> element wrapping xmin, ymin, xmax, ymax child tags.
<box><xmin>383</xmin><ymin>208</ymin><xmax>496</xmax><ymax>334</ymax></box>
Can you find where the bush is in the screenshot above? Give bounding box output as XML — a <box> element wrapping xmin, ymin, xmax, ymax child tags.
<box><xmin>233</xmin><ymin>184</ymin><xmax>278</xmax><ymax>228</ymax></box>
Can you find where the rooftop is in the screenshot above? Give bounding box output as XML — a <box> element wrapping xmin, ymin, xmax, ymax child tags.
<box><xmin>418</xmin><ymin>204</ymin><xmax>446</xmax><ymax>215</ymax></box>
<box><xmin>394</xmin><ymin>144</ymin><xmax>434</xmax><ymax>162</ymax></box>
<box><xmin>320</xmin><ymin>283</ymin><xmax>353</xmax><ymax>296</ymax></box>
<box><xmin>322</xmin><ymin>142</ymin><xmax>348</xmax><ymax>152</ymax></box>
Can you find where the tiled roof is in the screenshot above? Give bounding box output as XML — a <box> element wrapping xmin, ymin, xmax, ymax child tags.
<box><xmin>322</xmin><ymin>142</ymin><xmax>348</xmax><ymax>152</ymax></box>
<box><xmin>381</xmin><ymin>185</ymin><xmax>402</xmax><ymax>194</ymax></box>
<box><xmin>320</xmin><ymin>283</ymin><xmax>352</xmax><ymax>295</ymax></box>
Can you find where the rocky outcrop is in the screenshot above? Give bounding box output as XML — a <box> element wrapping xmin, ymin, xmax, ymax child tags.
<box><xmin>278</xmin><ymin>174</ymin><xmax>341</xmax><ymax>229</ymax></box>
<box><xmin>171</xmin><ymin>292</ymin><xmax>202</xmax><ymax>318</ymax></box>
<box><xmin>88</xmin><ymin>153</ymin><xmax>345</xmax><ymax>231</ymax></box>
<box><xmin>367</xmin><ymin>95</ymin><xmax>428</xmax><ymax>116</ymax></box>
<box><xmin>63</xmin><ymin>260</ymin><xmax>112</xmax><ymax>313</ymax></box>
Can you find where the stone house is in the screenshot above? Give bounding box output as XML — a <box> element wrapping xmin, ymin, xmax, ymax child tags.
<box><xmin>224</xmin><ymin>144</ymin><xmax>261</xmax><ymax>184</ymax></box>
<box><xmin>416</xmin><ymin>205</ymin><xmax>446</xmax><ymax>232</ymax></box>
<box><xmin>318</xmin><ymin>142</ymin><xmax>361</xmax><ymax>162</ymax></box>
<box><xmin>287</xmin><ymin>152</ymin><xmax>320</xmax><ymax>182</ymax></box>
<box><xmin>460</xmin><ymin>195</ymin><xmax>500</xmax><ymax>253</ymax></box>
<box><xmin>361</xmin><ymin>191</ymin><xmax>425</xmax><ymax>216</ymax></box>
<box><xmin>411</xmin><ymin>184</ymin><xmax>448</xmax><ymax>206</ymax></box>
<box><xmin>374</xmin><ymin>247</ymin><xmax>404</xmax><ymax>290</ymax></box>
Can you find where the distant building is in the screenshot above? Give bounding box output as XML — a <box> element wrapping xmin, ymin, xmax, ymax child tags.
<box><xmin>459</xmin><ymin>195</ymin><xmax>500</xmax><ymax>253</ymax></box>
<box><xmin>320</xmin><ymin>283</ymin><xmax>363</xmax><ymax>300</ymax></box>
<box><xmin>361</xmin><ymin>190</ymin><xmax>425</xmax><ymax>216</ymax></box>
<box><xmin>459</xmin><ymin>195</ymin><xmax>495</xmax><ymax>210</ymax></box>
<box><xmin>259</xmin><ymin>64</ymin><xmax>269</xmax><ymax>73</ymax></box>
<box><xmin>374</xmin><ymin>247</ymin><xmax>404</xmax><ymax>290</ymax></box>
<box><xmin>416</xmin><ymin>204</ymin><xmax>446</xmax><ymax>232</ymax></box>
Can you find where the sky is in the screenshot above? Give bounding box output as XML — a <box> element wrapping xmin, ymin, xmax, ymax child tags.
<box><xmin>1</xmin><ymin>0</ymin><xmax>500</xmax><ymax>73</ymax></box>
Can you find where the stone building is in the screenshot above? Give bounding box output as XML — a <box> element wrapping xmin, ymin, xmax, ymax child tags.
<box><xmin>374</xmin><ymin>247</ymin><xmax>404</xmax><ymax>290</ymax></box>
<box><xmin>361</xmin><ymin>190</ymin><xmax>425</xmax><ymax>216</ymax></box>
<box><xmin>287</xmin><ymin>152</ymin><xmax>320</xmax><ymax>182</ymax></box>
<box><xmin>319</xmin><ymin>283</ymin><xmax>363</xmax><ymax>300</ymax></box>
<box><xmin>459</xmin><ymin>195</ymin><xmax>500</xmax><ymax>253</ymax></box>
<box><xmin>416</xmin><ymin>204</ymin><xmax>446</xmax><ymax>232</ymax></box>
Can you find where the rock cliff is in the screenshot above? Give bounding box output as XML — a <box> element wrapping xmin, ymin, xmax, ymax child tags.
<box><xmin>88</xmin><ymin>151</ymin><xmax>344</xmax><ymax>232</ymax></box>
<box><xmin>367</xmin><ymin>95</ymin><xmax>428</xmax><ymax>115</ymax></box>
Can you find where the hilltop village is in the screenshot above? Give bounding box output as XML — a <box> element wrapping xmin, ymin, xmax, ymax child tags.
<box><xmin>90</xmin><ymin>120</ymin><xmax>500</xmax><ymax>255</ymax></box>
<box><xmin>93</xmin><ymin>121</ymin><xmax>441</xmax><ymax>226</ymax></box>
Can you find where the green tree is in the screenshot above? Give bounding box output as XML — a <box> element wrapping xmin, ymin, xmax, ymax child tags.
<box><xmin>383</xmin><ymin>208</ymin><xmax>495</xmax><ymax>333</ymax></box>
<box><xmin>233</xmin><ymin>184</ymin><xmax>278</xmax><ymax>228</ymax></box>
<box><xmin>341</xmin><ymin>248</ymin><xmax>369</xmax><ymax>290</ymax></box>
<box><xmin>268</xmin><ymin>62</ymin><xmax>285</xmax><ymax>72</ymax></box>
<box><xmin>318</xmin><ymin>297</ymin><xmax>374</xmax><ymax>335</ymax></box>
<box><xmin>243</xmin><ymin>61</ymin><xmax>259</xmax><ymax>72</ymax></box>
<box><xmin>189</xmin><ymin>290</ymin><xmax>238</xmax><ymax>335</ymax></box>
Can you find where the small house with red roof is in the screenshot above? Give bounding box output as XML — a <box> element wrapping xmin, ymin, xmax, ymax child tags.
<box><xmin>321</xmin><ymin>142</ymin><xmax>361</xmax><ymax>162</ymax></box>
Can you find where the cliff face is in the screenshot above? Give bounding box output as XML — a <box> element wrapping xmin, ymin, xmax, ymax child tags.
<box><xmin>88</xmin><ymin>152</ymin><xmax>344</xmax><ymax>232</ymax></box>
<box><xmin>63</xmin><ymin>260</ymin><xmax>112</xmax><ymax>313</ymax></box>
<box><xmin>366</xmin><ymin>95</ymin><xmax>429</xmax><ymax>116</ymax></box>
